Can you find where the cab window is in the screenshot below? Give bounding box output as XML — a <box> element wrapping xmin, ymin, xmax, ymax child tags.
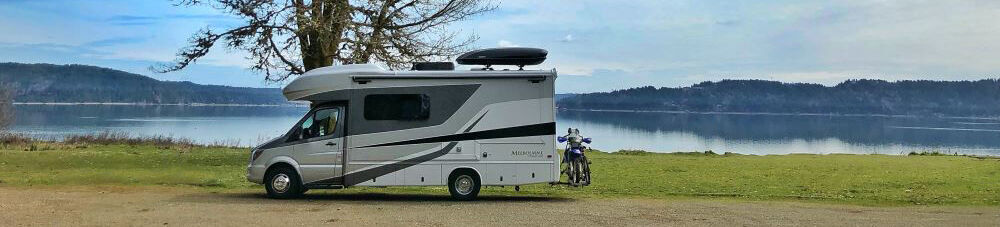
<box><xmin>291</xmin><ymin>107</ymin><xmax>339</xmax><ymax>141</ymax></box>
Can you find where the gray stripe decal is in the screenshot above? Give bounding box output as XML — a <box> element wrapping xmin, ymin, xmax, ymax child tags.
<box><xmin>306</xmin><ymin>142</ymin><xmax>459</xmax><ymax>186</ymax></box>
<box><xmin>344</xmin><ymin>142</ymin><xmax>458</xmax><ymax>186</ymax></box>
<box><xmin>308</xmin><ymin>111</ymin><xmax>488</xmax><ymax>186</ymax></box>
<box><xmin>355</xmin><ymin>122</ymin><xmax>555</xmax><ymax>149</ymax></box>
<box><xmin>464</xmin><ymin>110</ymin><xmax>488</xmax><ymax>133</ymax></box>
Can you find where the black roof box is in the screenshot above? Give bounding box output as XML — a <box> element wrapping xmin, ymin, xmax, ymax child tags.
<box><xmin>456</xmin><ymin>47</ymin><xmax>547</xmax><ymax>67</ymax></box>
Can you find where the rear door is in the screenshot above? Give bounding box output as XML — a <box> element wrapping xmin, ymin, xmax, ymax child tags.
<box><xmin>287</xmin><ymin>106</ymin><xmax>345</xmax><ymax>184</ymax></box>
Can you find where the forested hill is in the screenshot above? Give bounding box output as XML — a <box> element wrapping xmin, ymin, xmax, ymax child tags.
<box><xmin>557</xmin><ymin>79</ymin><xmax>1000</xmax><ymax>117</ymax></box>
<box><xmin>0</xmin><ymin>63</ymin><xmax>287</xmax><ymax>104</ymax></box>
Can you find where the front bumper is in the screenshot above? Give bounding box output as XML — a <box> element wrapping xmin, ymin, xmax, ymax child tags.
<box><xmin>246</xmin><ymin>164</ymin><xmax>266</xmax><ymax>184</ymax></box>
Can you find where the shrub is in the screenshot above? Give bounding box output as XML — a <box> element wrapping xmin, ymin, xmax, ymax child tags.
<box><xmin>0</xmin><ymin>132</ymin><xmax>33</xmax><ymax>145</ymax></box>
<box><xmin>615</xmin><ymin>149</ymin><xmax>650</xmax><ymax>155</ymax></box>
<box><xmin>672</xmin><ymin>150</ymin><xmax>721</xmax><ymax>156</ymax></box>
<box><xmin>63</xmin><ymin>131</ymin><xmax>194</xmax><ymax>149</ymax></box>
<box><xmin>907</xmin><ymin>151</ymin><xmax>957</xmax><ymax>156</ymax></box>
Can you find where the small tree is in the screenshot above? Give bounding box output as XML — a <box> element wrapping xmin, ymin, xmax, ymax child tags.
<box><xmin>155</xmin><ymin>0</ymin><xmax>496</xmax><ymax>81</ymax></box>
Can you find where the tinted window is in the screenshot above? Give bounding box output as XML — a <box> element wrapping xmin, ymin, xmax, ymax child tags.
<box><xmin>292</xmin><ymin>108</ymin><xmax>340</xmax><ymax>141</ymax></box>
<box><xmin>364</xmin><ymin>94</ymin><xmax>430</xmax><ymax>120</ymax></box>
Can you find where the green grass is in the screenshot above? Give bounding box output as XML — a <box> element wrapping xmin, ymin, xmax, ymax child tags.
<box><xmin>1</xmin><ymin>143</ymin><xmax>998</xmax><ymax>206</ymax></box>
<box><xmin>0</xmin><ymin>143</ymin><xmax>252</xmax><ymax>188</ymax></box>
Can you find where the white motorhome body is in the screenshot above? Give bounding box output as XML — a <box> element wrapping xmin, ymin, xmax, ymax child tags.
<box><xmin>247</xmin><ymin>62</ymin><xmax>558</xmax><ymax>199</ymax></box>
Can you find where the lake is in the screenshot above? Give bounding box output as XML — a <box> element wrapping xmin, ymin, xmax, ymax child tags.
<box><xmin>10</xmin><ymin>105</ymin><xmax>1000</xmax><ymax>156</ymax></box>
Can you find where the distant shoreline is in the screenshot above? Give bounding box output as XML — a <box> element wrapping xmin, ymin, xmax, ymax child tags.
<box><xmin>13</xmin><ymin>102</ymin><xmax>308</xmax><ymax>107</ymax></box>
<box><xmin>557</xmin><ymin>108</ymin><xmax>1000</xmax><ymax>120</ymax></box>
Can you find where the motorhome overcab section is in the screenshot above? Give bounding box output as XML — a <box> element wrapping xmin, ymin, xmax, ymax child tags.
<box><xmin>246</xmin><ymin>48</ymin><xmax>558</xmax><ymax>200</ymax></box>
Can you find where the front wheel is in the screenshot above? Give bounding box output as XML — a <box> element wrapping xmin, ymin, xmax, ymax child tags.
<box><xmin>264</xmin><ymin>167</ymin><xmax>304</xmax><ymax>199</ymax></box>
<box><xmin>448</xmin><ymin>171</ymin><xmax>481</xmax><ymax>201</ymax></box>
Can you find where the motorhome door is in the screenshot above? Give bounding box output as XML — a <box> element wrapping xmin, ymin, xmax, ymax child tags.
<box><xmin>287</xmin><ymin>106</ymin><xmax>345</xmax><ymax>184</ymax></box>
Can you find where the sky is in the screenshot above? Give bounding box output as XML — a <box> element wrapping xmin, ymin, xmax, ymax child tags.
<box><xmin>1</xmin><ymin>0</ymin><xmax>999</xmax><ymax>93</ymax></box>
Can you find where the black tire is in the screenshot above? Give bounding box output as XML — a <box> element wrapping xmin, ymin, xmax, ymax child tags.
<box><xmin>571</xmin><ymin>157</ymin><xmax>583</xmax><ymax>187</ymax></box>
<box><xmin>581</xmin><ymin>156</ymin><xmax>591</xmax><ymax>186</ymax></box>
<box><xmin>566</xmin><ymin>157</ymin><xmax>577</xmax><ymax>186</ymax></box>
<box><xmin>264</xmin><ymin>166</ymin><xmax>304</xmax><ymax>199</ymax></box>
<box><xmin>448</xmin><ymin>170</ymin><xmax>481</xmax><ymax>201</ymax></box>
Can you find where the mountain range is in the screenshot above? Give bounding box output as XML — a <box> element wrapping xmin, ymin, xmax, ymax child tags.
<box><xmin>0</xmin><ymin>63</ymin><xmax>287</xmax><ymax>105</ymax></box>
<box><xmin>5</xmin><ymin>62</ymin><xmax>999</xmax><ymax>117</ymax></box>
<box><xmin>557</xmin><ymin>79</ymin><xmax>1000</xmax><ymax>117</ymax></box>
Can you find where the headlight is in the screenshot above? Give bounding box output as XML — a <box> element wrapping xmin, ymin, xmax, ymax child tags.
<box><xmin>250</xmin><ymin>148</ymin><xmax>264</xmax><ymax>162</ymax></box>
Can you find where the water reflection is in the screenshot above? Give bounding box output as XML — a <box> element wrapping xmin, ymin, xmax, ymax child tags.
<box><xmin>10</xmin><ymin>105</ymin><xmax>1000</xmax><ymax>155</ymax></box>
<box><xmin>556</xmin><ymin>110</ymin><xmax>1000</xmax><ymax>155</ymax></box>
<box><xmin>12</xmin><ymin>105</ymin><xmax>309</xmax><ymax>146</ymax></box>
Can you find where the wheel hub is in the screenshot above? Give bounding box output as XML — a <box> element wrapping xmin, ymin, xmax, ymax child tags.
<box><xmin>455</xmin><ymin>175</ymin><xmax>474</xmax><ymax>195</ymax></box>
<box><xmin>272</xmin><ymin>173</ymin><xmax>290</xmax><ymax>193</ymax></box>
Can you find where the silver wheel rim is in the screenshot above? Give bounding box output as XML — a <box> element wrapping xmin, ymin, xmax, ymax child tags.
<box><xmin>455</xmin><ymin>175</ymin><xmax>474</xmax><ymax>195</ymax></box>
<box><xmin>272</xmin><ymin>173</ymin><xmax>291</xmax><ymax>193</ymax></box>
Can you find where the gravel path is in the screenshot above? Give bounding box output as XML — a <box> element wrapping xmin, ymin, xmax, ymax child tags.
<box><xmin>1</xmin><ymin>186</ymin><xmax>997</xmax><ymax>226</ymax></box>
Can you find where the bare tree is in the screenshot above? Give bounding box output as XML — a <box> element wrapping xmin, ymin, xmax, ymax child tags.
<box><xmin>154</xmin><ymin>0</ymin><xmax>496</xmax><ymax>81</ymax></box>
<box><xmin>0</xmin><ymin>84</ymin><xmax>13</xmax><ymax>130</ymax></box>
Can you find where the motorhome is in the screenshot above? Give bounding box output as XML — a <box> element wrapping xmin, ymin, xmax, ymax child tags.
<box><xmin>246</xmin><ymin>48</ymin><xmax>558</xmax><ymax>200</ymax></box>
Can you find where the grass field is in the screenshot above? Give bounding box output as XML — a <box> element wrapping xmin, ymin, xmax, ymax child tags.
<box><xmin>1</xmin><ymin>142</ymin><xmax>998</xmax><ymax>206</ymax></box>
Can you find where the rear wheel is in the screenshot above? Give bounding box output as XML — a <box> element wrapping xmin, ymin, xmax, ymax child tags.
<box><xmin>569</xmin><ymin>157</ymin><xmax>582</xmax><ymax>187</ymax></box>
<box><xmin>564</xmin><ymin>159</ymin><xmax>574</xmax><ymax>185</ymax></box>
<box><xmin>264</xmin><ymin>166</ymin><xmax>304</xmax><ymax>199</ymax></box>
<box><xmin>448</xmin><ymin>170</ymin><xmax>481</xmax><ymax>201</ymax></box>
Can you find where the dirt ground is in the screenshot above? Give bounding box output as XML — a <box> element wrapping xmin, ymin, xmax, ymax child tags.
<box><xmin>0</xmin><ymin>186</ymin><xmax>997</xmax><ymax>226</ymax></box>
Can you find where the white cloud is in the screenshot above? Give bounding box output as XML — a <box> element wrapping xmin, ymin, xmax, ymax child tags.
<box><xmin>561</xmin><ymin>34</ymin><xmax>574</xmax><ymax>42</ymax></box>
<box><xmin>465</xmin><ymin>0</ymin><xmax>1000</xmax><ymax>93</ymax></box>
<box><xmin>8</xmin><ymin>0</ymin><xmax>1000</xmax><ymax>90</ymax></box>
<box><xmin>497</xmin><ymin>40</ymin><xmax>519</xmax><ymax>47</ymax></box>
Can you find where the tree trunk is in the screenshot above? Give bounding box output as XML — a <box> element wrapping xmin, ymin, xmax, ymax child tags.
<box><xmin>295</xmin><ymin>0</ymin><xmax>351</xmax><ymax>71</ymax></box>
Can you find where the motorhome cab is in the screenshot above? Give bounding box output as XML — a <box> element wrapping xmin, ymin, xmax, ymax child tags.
<box><xmin>247</xmin><ymin>48</ymin><xmax>558</xmax><ymax>200</ymax></box>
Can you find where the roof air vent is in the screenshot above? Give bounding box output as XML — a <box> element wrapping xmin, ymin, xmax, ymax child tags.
<box><xmin>411</xmin><ymin>62</ymin><xmax>455</xmax><ymax>71</ymax></box>
<box><xmin>456</xmin><ymin>47</ymin><xmax>547</xmax><ymax>70</ymax></box>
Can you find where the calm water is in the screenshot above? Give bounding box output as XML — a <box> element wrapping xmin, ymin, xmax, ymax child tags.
<box><xmin>10</xmin><ymin>105</ymin><xmax>1000</xmax><ymax>155</ymax></box>
<box><xmin>11</xmin><ymin>105</ymin><xmax>308</xmax><ymax>146</ymax></box>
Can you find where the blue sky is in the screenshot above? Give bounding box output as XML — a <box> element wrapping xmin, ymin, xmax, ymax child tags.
<box><xmin>2</xmin><ymin>0</ymin><xmax>999</xmax><ymax>93</ymax></box>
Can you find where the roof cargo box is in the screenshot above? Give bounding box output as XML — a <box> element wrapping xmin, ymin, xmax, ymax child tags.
<box><xmin>456</xmin><ymin>47</ymin><xmax>547</xmax><ymax>67</ymax></box>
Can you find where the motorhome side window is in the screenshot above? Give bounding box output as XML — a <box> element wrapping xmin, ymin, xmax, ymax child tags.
<box><xmin>292</xmin><ymin>108</ymin><xmax>339</xmax><ymax>141</ymax></box>
<box><xmin>364</xmin><ymin>94</ymin><xmax>430</xmax><ymax>120</ymax></box>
